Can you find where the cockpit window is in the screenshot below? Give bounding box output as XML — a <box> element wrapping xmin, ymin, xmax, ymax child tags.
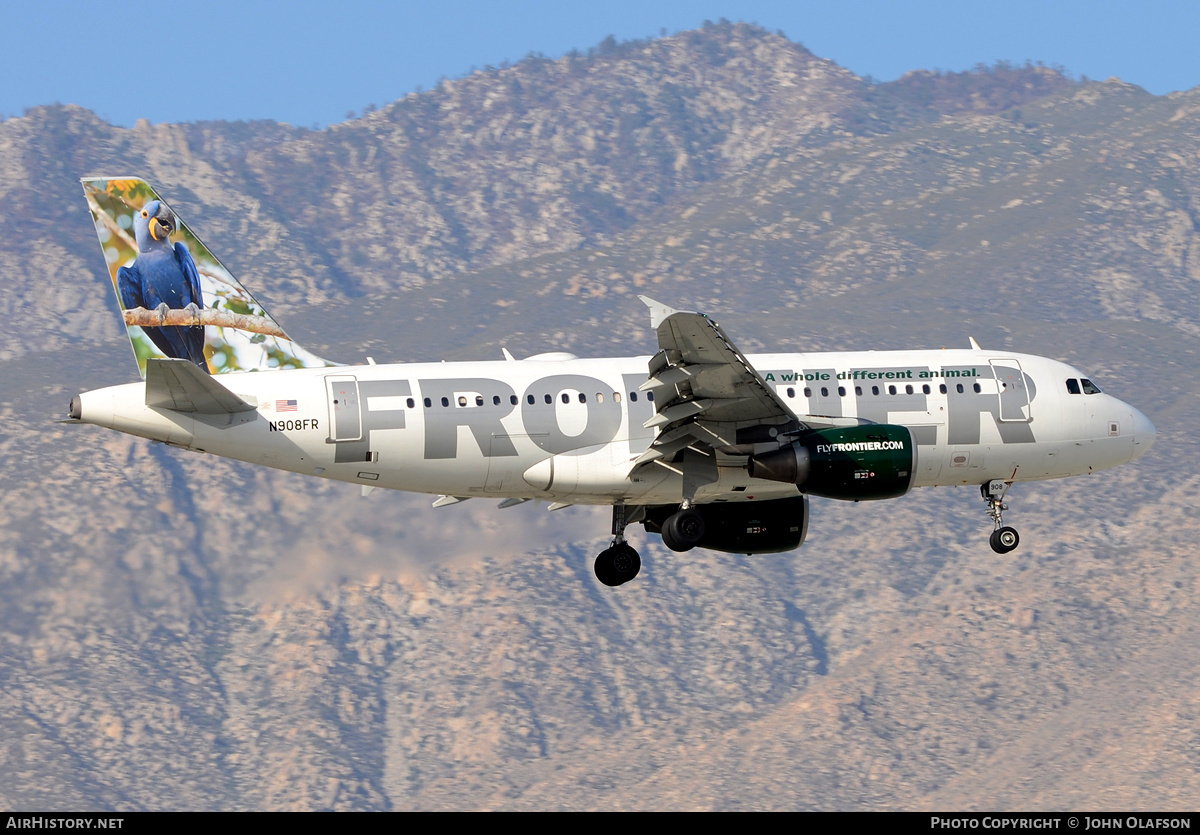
<box><xmin>1066</xmin><ymin>379</ymin><xmax>1081</xmax><ymax>395</ymax></box>
<box><xmin>1081</xmin><ymin>378</ymin><xmax>1101</xmax><ymax>395</ymax></box>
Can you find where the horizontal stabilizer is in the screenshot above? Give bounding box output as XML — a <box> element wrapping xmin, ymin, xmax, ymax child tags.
<box><xmin>145</xmin><ymin>358</ymin><xmax>257</xmax><ymax>415</ymax></box>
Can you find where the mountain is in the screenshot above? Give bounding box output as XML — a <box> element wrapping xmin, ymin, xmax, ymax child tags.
<box><xmin>1</xmin><ymin>21</ymin><xmax>1197</xmax><ymax>810</ymax></box>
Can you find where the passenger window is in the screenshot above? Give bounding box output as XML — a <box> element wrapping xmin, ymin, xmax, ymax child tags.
<box><xmin>424</xmin><ymin>397</ymin><xmax>432</xmax><ymax>408</ymax></box>
<box><xmin>614</xmin><ymin>392</ymin><xmax>622</xmax><ymax>403</ymax></box>
<box><xmin>492</xmin><ymin>395</ymin><xmax>501</xmax><ymax>406</ymax></box>
<box><xmin>855</xmin><ymin>386</ymin><xmax>863</xmax><ymax>396</ymax></box>
<box><xmin>905</xmin><ymin>385</ymin><xmax>913</xmax><ymax>395</ymax></box>
<box><xmin>804</xmin><ymin>388</ymin><xmax>812</xmax><ymax>398</ymax></box>
<box><xmin>872</xmin><ymin>386</ymin><xmax>879</xmax><ymax>396</ymax></box>
<box><xmin>1066</xmin><ymin>379</ymin><xmax>1080</xmax><ymax>395</ymax></box>
<box><xmin>956</xmin><ymin>384</ymin><xmax>964</xmax><ymax>394</ymax></box>
<box><xmin>527</xmin><ymin>394</ymin><xmax>535</xmax><ymax>405</ymax></box>
<box><xmin>838</xmin><ymin>386</ymin><xmax>846</xmax><ymax>397</ymax></box>
<box><xmin>939</xmin><ymin>384</ymin><xmax>947</xmax><ymax>394</ymax></box>
<box><xmin>821</xmin><ymin>387</ymin><xmax>829</xmax><ymax>397</ymax></box>
<box><xmin>647</xmin><ymin>391</ymin><xmax>654</xmax><ymax>402</ymax></box>
<box><xmin>787</xmin><ymin>387</ymin><xmax>795</xmax><ymax>398</ymax></box>
<box><xmin>596</xmin><ymin>393</ymin><xmax>604</xmax><ymax>403</ymax></box>
<box><xmin>441</xmin><ymin>397</ymin><xmax>450</xmax><ymax>407</ymax></box>
<box><xmin>407</xmin><ymin>398</ymin><xmax>415</xmax><ymax>408</ymax></box>
<box><xmin>475</xmin><ymin>395</ymin><xmax>484</xmax><ymax>407</ymax></box>
<box><xmin>922</xmin><ymin>384</ymin><xmax>930</xmax><ymax>395</ymax></box>
<box><xmin>510</xmin><ymin>395</ymin><xmax>518</xmax><ymax>405</ymax></box>
<box><xmin>545</xmin><ymin>394</ymin><xmax>553</xmax><ymax>404</ymax></box>
<box><xmin>1081</xmin><ymin>379</ymin><xmax>1101</xmax><ymax>394</ymax></box>
<box><xmin>457</xmin><ymin>396</ymin><xmax>467</xmax><ymax>407</ymax></box>
<box><xmin>888</xmin><ymin>385</ymin><xmax>897</xmax><ymax>395</ymax></box>
<box><xmin>973</xmin><ymin>383</ymin><xmax>981</xmax><ymax>393</ymax></box>
<box><xmin>630</xmin><ymin>392</ymin><xmax>638</xmax><ymax>402</ymax></box>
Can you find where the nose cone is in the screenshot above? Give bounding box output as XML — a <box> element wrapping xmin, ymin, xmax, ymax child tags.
<box><xmin>1130</xmin><ymin>406</ymin><xmax>1156</xmax><ymax>460</ymax></box>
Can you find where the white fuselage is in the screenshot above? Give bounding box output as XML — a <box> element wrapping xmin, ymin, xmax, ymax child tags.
<box><xmin>75</xmin><ymin>348</ymin><xmax>1155</xmax><ymax>506</ymax></box>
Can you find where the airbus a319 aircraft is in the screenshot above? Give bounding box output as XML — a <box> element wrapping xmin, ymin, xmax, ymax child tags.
<box><xmin>68</xmin><ymin>177</ymin><xmax>1156</xmax><ymax>586</ymax></box>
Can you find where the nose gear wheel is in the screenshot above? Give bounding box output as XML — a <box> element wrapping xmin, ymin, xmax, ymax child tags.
<box><xmin>990</xmin><ymin>526</ymin><xmax>1020</xmax><ymax>553</ymax></box>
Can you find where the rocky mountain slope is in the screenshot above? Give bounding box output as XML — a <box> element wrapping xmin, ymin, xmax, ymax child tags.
<box><xmin>0</xmin><ymin>21</ymin><xmax>1197</xmax><ymax>809</ymax></box>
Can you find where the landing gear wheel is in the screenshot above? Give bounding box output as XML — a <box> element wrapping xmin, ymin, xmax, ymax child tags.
<box><xmin>989</xmin><ymin>526</ymin><xmax>1020</xmax><ymax>554</ymax></box>
<box><xmin>594</xmin><ymin>550</ymin><xmax>616</xmax><ymax>586</ymax></box>
<box><xmin>661</xmin><ymin>508</ymin><xmax>705</xmax><ymax>552</ymax></box>
<box><xmin>594</xmin><ymin>542</ymin><xmax>641</xmax><ymax>586</ymax></box>
<box><xmin>611</xmin><ymin>542</ymin><xmax>640</xmax><ymax>582</ymax></box>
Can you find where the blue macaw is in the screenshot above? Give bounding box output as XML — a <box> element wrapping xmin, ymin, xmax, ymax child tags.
<box><xmin>117</xmin><ymin>200</ymin><xmax>208</xmax><ymax>371</ymax></box>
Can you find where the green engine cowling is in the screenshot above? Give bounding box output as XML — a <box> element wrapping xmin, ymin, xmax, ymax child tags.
<box><xmin>746</xmin><ymin>424</ymin><xmax>915</xmax><ymax>501</ymax></box>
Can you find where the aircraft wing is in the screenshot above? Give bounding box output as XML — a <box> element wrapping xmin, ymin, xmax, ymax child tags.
<box><xmin>632</xmin><ymin>297</ymin><xmax>855</xmax><ymax>478</ymax></box>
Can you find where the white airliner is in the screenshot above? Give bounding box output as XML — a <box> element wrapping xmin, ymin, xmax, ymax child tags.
<box><xmin>68</xmin><ymin>177</ymin><xmax>1156</xmax><ymax>586</ymax></box>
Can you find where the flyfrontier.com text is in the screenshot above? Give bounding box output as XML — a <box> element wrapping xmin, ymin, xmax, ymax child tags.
<box><xmin>816</xmin><ymin>440</ymin><xmax>905</xmax><ymax>454</ymax></box>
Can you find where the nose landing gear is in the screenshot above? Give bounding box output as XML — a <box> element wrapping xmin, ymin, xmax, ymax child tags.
<box><xmin>594</xmin><ymin>504</ymin><xmax>642</xmax><ymax>587</ymax></box>
<box><xmin>983</xmin><ymin>480</ymin><xmax>1020</xmax><ymax>554</ymax></box>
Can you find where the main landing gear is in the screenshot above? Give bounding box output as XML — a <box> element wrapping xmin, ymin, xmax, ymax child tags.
<box><xmin>660</xmin><ymin>503</ymin><xmax>705</xmax><ymax>553</ymax></box>
<box><xmin>594</xmin><ymin>504</ymin><xmax>642</xmax><ymax>587</ymax></box>
<box><xmin>982</xmin><ymin>480</ymin><xmax>1020</xmax><ymax>554</ymax></box>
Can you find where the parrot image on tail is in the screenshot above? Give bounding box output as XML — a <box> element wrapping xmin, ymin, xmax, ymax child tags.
<box><xmin>117</xmin><ymin>199</ymin><xmax>209</xmax><ymax>372</ymax></box>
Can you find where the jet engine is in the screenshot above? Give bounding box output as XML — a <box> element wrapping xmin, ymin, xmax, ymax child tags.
<box><xmin>645</xmin><ymin>496</ymin><xmax>808</xmax><ymax>554</ymax></box>
<box><xmin>747</xmin><ymin>424</ymin><xmax>915</xmax><ymax>501</ymax></box>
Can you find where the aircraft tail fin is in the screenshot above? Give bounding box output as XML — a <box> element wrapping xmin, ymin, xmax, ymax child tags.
<box><xmin>81</xmin><ymin>176</ymin><xmax>337</xmax><ymax>378</ymax></box>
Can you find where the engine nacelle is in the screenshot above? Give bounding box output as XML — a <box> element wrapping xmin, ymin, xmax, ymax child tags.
<box><xmin>645</xmin><ymin>496</ymin><xmax>809</xmax><ymax>554</ymax></box>
<box><xmin>747</xmin><ymin>424</ymin><xmax>915</xmax><ymax>501</ymax></box>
